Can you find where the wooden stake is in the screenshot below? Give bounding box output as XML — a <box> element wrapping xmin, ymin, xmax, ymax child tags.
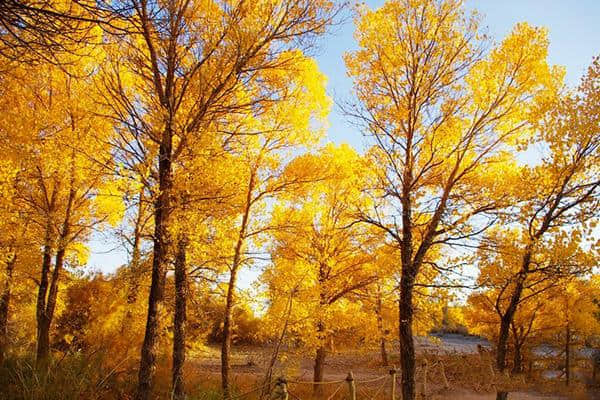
<box><xmin>346</xmin><ymin>372</ymin><xmax>356</xmax><ymax>400</ymax></box>
<box><xmin>389</xmin><ymin>365</ymin><xmax>397</xmax><ymax>400</ymax></box>
<box><xmin>271</xmin><ymin>376</ymin><xmax>288</xmax><ymax>400</ymax></box>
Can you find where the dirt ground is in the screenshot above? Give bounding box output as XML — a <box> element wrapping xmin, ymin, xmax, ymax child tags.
<box><xmin>188</xmin><ymin>334</ymin><xmax>591</xmax><ymax>400</ymax></box>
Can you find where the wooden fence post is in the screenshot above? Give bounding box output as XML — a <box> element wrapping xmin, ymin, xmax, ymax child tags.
<box><xmin>271</xmin><ymin>376</ymin><xmax>288</xmax><ymax>400</ymax></box>
<box><xmin>389</xmin><ymin>365</ymin><xmax>397</xmax><ymax>400</ymax></box>
<box><xmin>346</xmin><ymin>372</ymin><xmax>356</xmax><ymax>400</ymax></box>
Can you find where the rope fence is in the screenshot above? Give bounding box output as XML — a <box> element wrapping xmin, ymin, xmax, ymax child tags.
<box><xmin>227</xmin><ymin>354</ymin><xmax>502</xmax><ymax>400</ymax></box>
<box><xmin>261</xmin><ymin>367</ymin><xmax>398</xmax><ymax>400</ymax></box>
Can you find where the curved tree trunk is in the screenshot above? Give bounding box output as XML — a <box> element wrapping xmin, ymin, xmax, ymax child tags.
<box><xmin>0</xmin><ymin>254</ymin><xmax>16</xmax><ymax>364</ymax></box>
<box><xmin>172</xmin><ymin>235</ymin><xmax>188</xmax><ymax>400</ymax></box>
<box><xmin>221</xmin><ymin>171</ymin><xmax>254</xmax><ymax>398</ymax></box>
<box><xmin>497</xmin><ymin>251</ymin><xmax>531</xmax><ymax>372</ymax></box>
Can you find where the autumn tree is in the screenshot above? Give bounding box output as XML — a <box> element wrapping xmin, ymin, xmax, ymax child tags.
<box><xmin>263</xmin><ymin>144</ymin><xmax>379</xmax><ymax>392</ymax></box>
<box><xmin>345</xmin><ymin>1</ymin><xmax>559</xmax><ymax>398</ymax></box>
<box><xmin>216</xmin><ymin>52</ymin><xmax>330</xmax><ymax>397</ymax></box>
<box><xmin>97</xmin><ymin>2</ymin><xmax>339</xmax><ymax>397</ymax></box>
<box><xmin>484</xmin><ymin>56</ymin><xmax>600</xmax><ymax>373</ymax></box>
<box><xmin>0</xmin><ymin>60</ymin><xmax>121</xmax><ymax>364</ymax></box>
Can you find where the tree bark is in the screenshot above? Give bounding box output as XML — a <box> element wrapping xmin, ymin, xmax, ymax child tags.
<box><xmin>172</xmin><ymin>235</ymin><xmax>188</xmax><ymax>400</ymax></box>
<box><xmin>221</xmin><ymin>264</ymin><xmax>239</xmax><ymax>398</ymax></box>
<box><xmin>0</xmin><ymin>254</ymin><xmax>16</xmax><ymax>364</ymax></box>
<box><xmin>512</xmin><ymin>343</ymin><xmax>523</xmax><ymax>375</ymax></box>
<box><xmin>35</xmin><ymin>228</ymin><xmax>53</xmax><ymax>365</ymax></box>
<box><xmin>313</xmin><ymin>345</ymin><xmax>327</xmax><ymax>396</ymax></box>
<box><xmin>399</xmin><ymin>269</ymin><xmax>416</xmax><ymax>400</ymax></box>
<box><xmin>136</xmin><ymin>133</ymin><xmax>173</xmax><ymax>400</ymax></box>
<box><xmin>565</xmin><ymin>322</ymin><xmax>570</xmax><ymax>386</ymax></box>
<box><xmin>496</xmin><ymin>251</ymin><xmax>531</xmax><ymax>372</ymax></box>
<box><xmin>37</xmin><ymin>247</ymin><xmax>66</xmax><ymax>362</ymax></box>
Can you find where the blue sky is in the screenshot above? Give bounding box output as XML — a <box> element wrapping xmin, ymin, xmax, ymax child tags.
<box><xmin>88</xmin><ymin>0</ymin><xmax>600</xmax><ymax>276</ymax></box>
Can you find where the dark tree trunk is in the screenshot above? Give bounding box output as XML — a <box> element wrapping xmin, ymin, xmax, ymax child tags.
<box><xmin>38</xmin><ymin>247</ymin><xmax>66</xmax><ymax>361</ymax></box>
<box><xmin>136</xmin><ymin>134</ymin><xmax>173</xmax><ymax>400</ymax></box>
<box><xmin>37</xmin><ymin>247</ymin><xmax>66</xmax><ymax>363</ymax></box>
<box><xmin>497</xmin><ymin>252</ymin><xmax>530</xmax><ymax>372</ymax></box>
<box><xmin>399</xmin><ymin>269</ymin><xmax>416</xmax><ymax>400</ymax></box>
<box><xmin>313</xmin><ymin>345</ymin><xmax>327</xmax><ymax>396</ymax></box>
<box><xmin>496</xmin><ymin>391</ymin><xmax>508</xmax><ymax>400</ymax></box>
<box><xmin>512</xmin><ymin>344</ymin><xmax>523</xmax><ymax>375</ymax></box>
<box><xmin>497</xmin><ymin>315</ymin><xmax>512</xmax><ymax>372</ymax></box>
<box><xmin>510</xmin><ymin>324</ymin><xmax>523</xmax><ymax>375</ymax></box>
<box><xmin>0</xmin><ymin>254</ymin><xmax>16</xmax><ymax>364</ymax></box>
<box><xmin>35</xmin><ymin>230</ymin><xmax>53</xmax><ymax>365</ymax></box>
<box><xmin>565</xmin><ymin>322</ymin><xmax>570</xmax><ymax>386</ymax></box>
<box><xmin>172</xmin><ymin>236</ymin><xmax>188</xmax><ymax>400</ymax></box>
<box><xmin>36</xmin><ymin>175</ymin><xmax>74</xmax><ymax>365</ymax></box>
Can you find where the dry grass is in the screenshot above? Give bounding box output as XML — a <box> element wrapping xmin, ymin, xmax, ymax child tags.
<box><xmin>0</xmin><ymin>345</ymin><xmax>596</xmax><ymax>399</ymax></box>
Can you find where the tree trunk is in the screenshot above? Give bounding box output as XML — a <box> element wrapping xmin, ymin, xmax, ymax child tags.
<box><xmin>35</xmin><ymin>230</ymin><xmax>53</xmax><ymax>365</ymax></box>
<box><xmin>398</xmin><ymin>269</ymin><xmax>416</xmax><ymax>400</ymax></box>
<box><xmin>496</xmin><ymin>315</ymin><xmax>512</xmax><ymax>373</ymax></box>
<box><xmin>172</xmin><ymin>235</ymin><xmax>188</xmax><ymax>400</ymax></box>
<box><xmin>37</xmin><ymin>247</ymin><xmax>66</xmax><ymax>362</ymax></box>
<box><xmin>136</xmin><ymin>134</ymin><xmax>173</xmax><ymax>400</ymax></box>
<box><xmin>221</xmin><ymin>172</ymin><xmax>254</xmax><ymax>398</ymax></box>
<box><xmin>512</xmin><ymin>343</ymin><xmax>523</xmax><ymax>375</ymax></box>
<box><xmin>497</xmin><ymin>265</ymin><xmax>528</xmax><ymax>372</ymax></box>
<box><xmin>0</xmin><ymin>254</ymin><xmax>16</xmax><ymax>364</ymax></box>
<box><xmin>221</xmin><ymin>265</ymin><xmax>239</xmax><ymax>398</ymax></box>
<box><xmin>127</xmin><ymin>188</ymin><xmax>145</xmax><ymax>307</ymax></box>
<box><xmin>313</xmin><ymin>345</ymin><xmax>327</xmax><ymax>396</ymax></box>
<box><xmin>375</xmin><ymin>286</ymin><xmax>388</xmax><ymax>366</ymax></box>
<box><xmin>565</xmin><ymin>322</ymin><xmax>570</xmax><ymax>386</ymax></box>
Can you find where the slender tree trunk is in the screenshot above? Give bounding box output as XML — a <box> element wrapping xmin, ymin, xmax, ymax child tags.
<box><xmin>313</xmin><ymin>264</ymin><xmax>329</xmax><ymax>397</ymax></box>
<box><xmin>497</xmin><ymin>252</ymin><xmax>530</xmax><ymax>372</ymax></box>
<box><xmin>261</xmin><ymin>288</ymin><xmax>295</xmax><ymax>399</ymax></box>
<box><xmin>512</xmin><ymin>343</ymin><xmax>523</xmax><ymax>375</ymax></box>
<box><xmin>137</xmin><ymin>134</ymin><xmax>173</xmax><ymax>400</ymax></box>
<box><xmin>398</xmin><ymin>269</ymin><xmax>416</xmax><ymax>400</ymax></box>
<box><xmin>36</xmin><ymin>228</ymin><xmax>53</xmax><ymax>365</ymax></box>
<box><xmin>375</xmin><ymin>285</ymin><xmax>388</xmax><ymax>366</ymax></box>
<box><xmin>127</xmin><ymin>188</ymin><xmax>145</xmax><ymax>307</ymax></box>
<box><xmin>37</xmin><ymin>170</ymin><xmax>74</xmax><ymax>364</ymax></box>
<box><xmin>0</xmin><ymin>254</ymin><xmax>16</xmax><ymax>364</ymax></box>
<box><xmin>37</xmin><ymin>247</ymin><xmax>65</xmax><ymax>362</ymax></box>
<box><xmin>173</xmin><ymin>235</ymin><xmax>188</xmax><ymax>400</ymax></box>
<box><xmin>221</xmin><ymin>172</ymin><xmax>254</xmax><ymax>398</ymax></box>
<box><xmin>565</xmin><ymin>322</ymin><xmax>570</xmax><ymax>386</ymax></box>
<box><xmin>221</xmin><ymin>264</ymin><xmax>239</xmax><ymax>398</ymax></box>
